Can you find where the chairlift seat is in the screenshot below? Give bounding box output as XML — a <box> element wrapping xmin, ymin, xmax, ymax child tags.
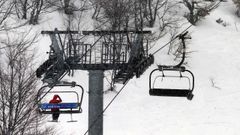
<box><xmin>39</xmin><ymin>103</ymin><xmax>82</xmax><ymax>114</ymax></box>
<box><xmin>149</xmin><ymin>88</ymin><xmax>194</xmax><ymax>100</ymax></box>
<box><xmin>39</xmin><ymin>103</ymin><xmax>80</xmax><ymax>109</ymax></box>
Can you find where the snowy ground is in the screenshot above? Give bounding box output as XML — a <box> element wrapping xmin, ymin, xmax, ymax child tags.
<box><xmin>38</xmin><ymin>1</ymin><xmax>240</xmax><ymax>135</ymax></box>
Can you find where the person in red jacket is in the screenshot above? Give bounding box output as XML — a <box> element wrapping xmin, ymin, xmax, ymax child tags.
<box><xmin>49</xmin><ymin>94</ymin><xmax>62</xmax><ymax>121</ymax></box>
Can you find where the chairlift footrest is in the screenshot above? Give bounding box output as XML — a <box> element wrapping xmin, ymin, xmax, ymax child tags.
<box><xmin>40</xmin><ymin>110</ymin><xmax>81</xmax><ymax>114</ymax></box>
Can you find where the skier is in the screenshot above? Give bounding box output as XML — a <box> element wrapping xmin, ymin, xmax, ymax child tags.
<box><xmin>49</xmin><ymin>94</ymin><xmax>62</xmax><ymax>121</ymax></box>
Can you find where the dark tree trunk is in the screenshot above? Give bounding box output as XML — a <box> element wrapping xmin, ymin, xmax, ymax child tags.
<box><xmin>22</xmin><ymin>0</ymin><xmax>28</xmax><ymax>19</ymax></box>
<box><xmin>29</xmin><ymin>0</ymin><xmax>43</xmax><ymax>25</ymax></box>
<box><xmin>64</xmin><ymin>0</ymin><xmax>73</xmax><ymax>14</ymax></box>
<box><xmin>237</xmin><ymin>8</ymin><xmax>240</xmax><ymax>17</ymax></box>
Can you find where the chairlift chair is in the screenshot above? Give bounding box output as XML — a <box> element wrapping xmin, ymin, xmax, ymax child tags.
<box><xmin>149</xmin><ymin>66</ymin><xmax>194</xmax><ymax>100</ymax></box>
<box><xmin>39</xmin><ymin>91</ymin><xmax>83</xmax><ymax>114</ymax></box>
<box><xmin>37</xmin><ymin>82</ymin><xmax>84</xmax><ymax>121</ymax></box>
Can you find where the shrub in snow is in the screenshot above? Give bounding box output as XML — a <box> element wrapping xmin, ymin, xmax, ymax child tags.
<box><xmin>216</xmin><ymin>18</ymin><xmax>223</xmax><ymax>23</ymax></box>
<box><xmin>216</xmin><ymin>18</ymin><xmax>230</xmax><ymax>27</ymax></box>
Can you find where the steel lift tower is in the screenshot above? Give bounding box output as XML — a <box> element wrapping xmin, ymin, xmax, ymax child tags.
<box><xmin>36</xmin><ymin>28</ymin><xmax>153</xmax><ymax>135</ymax></box>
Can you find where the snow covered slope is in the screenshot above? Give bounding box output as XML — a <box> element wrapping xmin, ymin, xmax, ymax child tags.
<box><xmin>42</xmin><ymin>1</ymin><xmax>240</xmax><ymax>135</ymax></box>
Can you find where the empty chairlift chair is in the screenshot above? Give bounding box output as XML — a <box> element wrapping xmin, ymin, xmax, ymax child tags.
<box><xmin>149</xmin><ymin>66</ymin><xmax>194</xmax><ymax>100</ymax></box>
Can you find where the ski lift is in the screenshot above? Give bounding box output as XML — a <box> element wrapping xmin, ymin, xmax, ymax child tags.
<box><xmin>37</xmin><ymin>81</ymin><xmax>84</xmax><ymax>121</ymax></box>
<box><xmin>148</xmin><ymin>31</ymin><xmax>194</xmax><ymax>100</ymax></box>
<box><xmin>149</xmin><ymin>66</ymin><xmax>194</xmax><ymax>100</ymax></box>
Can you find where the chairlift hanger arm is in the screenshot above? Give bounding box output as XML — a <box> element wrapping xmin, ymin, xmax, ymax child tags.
<box><xmin>158</xmin><ymin>31</ymin><xmax>191</xmax><ymax>69</ymax></box>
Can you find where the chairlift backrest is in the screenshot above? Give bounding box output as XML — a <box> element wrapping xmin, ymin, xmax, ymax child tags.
<box><xmin>37</xmin><ymin>82</ymin><xmax>84</xmax><ymax>114</ymax></box>
<box><xmin>149</xmin><ymin>67</ymin><xmax>195</xmax><ymax>100</ymax></box>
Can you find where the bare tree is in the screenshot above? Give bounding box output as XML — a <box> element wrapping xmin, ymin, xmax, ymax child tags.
<box><xmin>92</xmin><ymin>0</ymin><xmax>181</xmax><ymax>33</ymax></box>
<box><xmin>141</xmin><ymin>0</ymin><xmax>168</xmax><ymax>27</ymax></box>
<box><xmin>29</xmin><ymin>0</ymin><xmax>44</xmax><ymax>25</ymax></box>
<box><xmin>12</xmin><ymin>0</ymin><xmax>52</xmax><ymax>25</ymax></box>
<box><xmin>63</xmin><ymin>0</ymin><xmax>90</xmax><ymax>31</ymax></box>
<box><xmin>105</xmin><ymin>0</ymin><xmax>132</xmax><ymax>30</ymax></box>
<box><xmin>90</xmin><ymin>0</ymin><xmax>102</xmax><ymax>20</ymax></box>
<box><xmin>90</xmin><ymin>0</ymin><xmax>133</xmax><ymax>30</ymax></box>
<box><xmin>0</xmin><ymin>31</ymin><xmax>54</xmax><ymax>135</ymax></box>
<box><xmin>45</xmin><ymin>0</ymin><xmax>89</xmax><ymax>16</ymax></box>
<box><xmin>44</xmin><ymin>0</ymin><xmax>73</xmax><ymax>14</ymax></box>
<box><xmin>0</xmin><ymin>0</ymin><xmax>14</xmax><ymax>30</ymax></box>
<box><xmin>182</xmin><ymin>0</ymin><xmax>218</xmax><ymax>25</ymax></box>
<box><xmin>12</xmin><ymin>0</ymin><xmax>29</xmax><ymax>19</ymax></box>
